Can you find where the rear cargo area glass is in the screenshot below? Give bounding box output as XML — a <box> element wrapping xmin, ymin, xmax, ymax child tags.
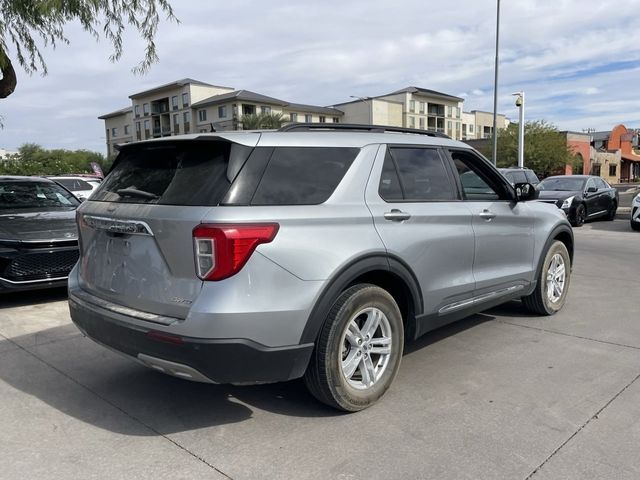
<box><xmin>91</xmin><ymin>141</ymin><xmax>250</xmax><ymax>206</ymax></box>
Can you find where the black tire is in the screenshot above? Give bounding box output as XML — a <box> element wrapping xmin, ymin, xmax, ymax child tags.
<box><xmin>631</xmin><ymin>220</ymin><xmax>640</xmax><ymax>231</ymax></box>
<box><xmin>571</xmin><ymin>204</ymin><xmax>586</xmax><ymax>227</ymax></box>
<box><xmin>606</xmin><ymin>201</ymin><xmax>617</xmax><ymax>221</ymax></box>
<box><xmin>304</xmin><ymin>284</ymin><xmax>404</xmax><ymax>412</ymax></box>
<box><xmin>522</xmin><ymin>240</ymin><xmax>571</xmax><ymax>315</ymax></box>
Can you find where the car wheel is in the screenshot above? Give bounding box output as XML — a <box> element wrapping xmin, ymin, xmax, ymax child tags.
<box><xmin>631</xmin><ymin>220</ymin><xmax>640</xmax><ymax>231</ymax></box>
<box><xmin>572</xmin><ymin>204</ymin><xmax>586</xmax><ymax>227</ymax></box>
<box><xmin>606</xmin><ymin>201</ymin><xmax>617</xmax><ymax>221</ymax></box>
<box><xmin>522</xmin><ymin>240</ymin><xmax>571</xmax><ymax>316</ymax></box>
<box><xmin>304</xmin><ymin>284</ymin><xmax>404</xmax><ymax>412</ymax></box>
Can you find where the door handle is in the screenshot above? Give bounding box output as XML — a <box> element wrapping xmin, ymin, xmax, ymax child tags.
<box><xmin>479</xmin><ymin>209</ymin><xmax>496</xmax><ymax>220</ymax></box>
<box><xmin>384</xmin><ymin>209</ymin><xmax>411</xmax><ymax>222</ymax></box>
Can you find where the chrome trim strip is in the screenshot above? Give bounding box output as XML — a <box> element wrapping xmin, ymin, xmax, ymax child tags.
<box><xmin>0</xmin><ymin>275</ymin><xmax>68</xmax><ymax>285</ymax></box>
<box><xmin>82</xmin><ymin>215</ymin><xmax>154</xmax><ymax>236</ymax></box>
<box><xmin>439</xmin><ymin>284</ymin><xmax>525</xmax><ymax>315</ymax></box>
<box><xmin>69</xmin><ymin>289</ymin><xmax>177</xmax><ymax>326</ymax></box>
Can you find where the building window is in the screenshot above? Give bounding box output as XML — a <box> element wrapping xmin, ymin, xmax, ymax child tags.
<box><xmin>171</xmin><ymin>96</ymin><xmax>178</xmax><ymax>110</ymax></box>
<box><xmin>134</xmin><ymin>105</ymin><xmax>140</xmax><ymax>117</ymax></box>
<box><xmin>290</xmin><ymin>112</ymin><xmax>298</xmax><ymax>122</ymax></box>
<box><xmin>469</xmin><ymin>124</ymin><xmax>474</xmax><ymax>133</ymax></box>
<box><xmin>261</xmin><ymin>106</ymin><xmax>272</xmax><ymax>114</ymax></box>
<box><xmin>447</xmin><ymin>106</ymin><xmax>452</xmax><ymax>117</ymax></box>
<box><xmin>124</xmin><ymin>125</ymin><xmax>130</xmax><ymax>135</ymax></box>
<box><xmin>136</xmin><ymin>122</ymin><xmax>141</xmax><ymax>132</ymax></box>
<box><xmin>143</xmin><ymin>103</ymin><xmax>149</xmax><ymax>115</ymax></box>
<box><xmin>456</xmin><ymin>107</ymin><xmax>461</xmax><ymax>119</ymax></box>
<box><xmin>419</xmin><ymin>117</ymin><xmax>425</xmax><ymax>130</ymax></box>
<box><xmin>184</xmin><ymin>111</ymin><xmax>191</xmax><ymax>123</ymax></box>
<box><xmin>409</xmin><ymin>116</ymin><xmax>415</xmax><ymax>128</ymax></box>
<box><xmin>173</xmin><ymin>114</ymin><xmax>179</xmax><ymax>134</ymax></box>
<box><xmin>198</xmin><ymin>109</ymin><xmax>207</xmax><ymax>122</ymax></box>
<box><xmin>305</xmin><ymin>114</ymin><xmax>312</xmax><ymax>122</ymax></box>
<box><xmin>111</xmin><ymin>127</ymin><xmax>117</xmax><ymax>137</ymax></box>
<box><xmin>591</xmin><ymin>164</ymin><xmax>601</xmax><ymax>176</ymax></box>
<box><xmin>218</xmin><ymin>106</ymin><xmax>227</xmax><ymax>118</ymax></box>
<box><xmin>409</xmin><ymin>100</ymin><xmax>416</xmax><ymax>113</ymax></box>
<box><xmin>419</xmin><ymin>102</ymin><xmax>425</xmax><ymax>114</ymax></box>
<box><xmin>609</xmin><ymin>164</ymin><xmax>617</xmax><ymax>177</ymax></box>
<box><xmin>182</xmin><ymin>93</ymin><xmax>189</xmax><ymax>108</ymax></box>
<box><xmin>319</xmin><ymin>115</ymin><xmax>326</xmax><ymax>123</ymax></box>
<box><xmin>332</xmin><ymin>117</ymin><xmax>340</xmax><ymax>123</ymax></box>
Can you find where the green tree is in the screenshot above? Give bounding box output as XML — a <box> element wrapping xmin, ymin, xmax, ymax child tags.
<box><xmin>241</xmin><ymin>112</ymin><xmax>288</xmax><ymax>130</ymax></box>
<box><xmin>494</xmin><ymin>120</ymin><xmax>575</xmax><ymax>178</ymax></box>
<box><xmin>0</xmin><ymin>0</ymin><xmax>177</xmax><ymax>99</ymax></box>
<box><xmin>0</xmin><ymin>143</ymin><xmax>106</xmax><ymax>176</ymax></box>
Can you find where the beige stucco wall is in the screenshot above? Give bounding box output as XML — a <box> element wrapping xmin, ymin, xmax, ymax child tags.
<box><xmin>591</xmin><ymin>147</ymin><xmax>621</xmax><ymax>184</ymax></box>
<box><xmin>104</xmin><ymin>112</ymin><xmax>133</xmax><ymax>156</ymax></box>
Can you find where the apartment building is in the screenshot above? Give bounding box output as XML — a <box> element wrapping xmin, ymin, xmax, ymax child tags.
<box><xmin>100</xmin><ymin>79</ymin><xmax>507</xmax><ymax>154</ymax></box>
<box><xmin>334</xmin><ymin>87</ymin><xmax>465</xmax><ymax>139</ymax></box>
<box><xmin>461</xmin><ymin>110</ymin><xmax>510</xmax><ymax>141</ymax></box>
<box><xmin>100</xmin><ymin>78</ymin><xmax>343</xmax><ymax>155</ymax></box>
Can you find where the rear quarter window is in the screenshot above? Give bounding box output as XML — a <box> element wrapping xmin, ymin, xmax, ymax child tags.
<box><xmin>250</xmin><ymin>147</ymin><xmax>359</xmax><ymax>205</ymax></box>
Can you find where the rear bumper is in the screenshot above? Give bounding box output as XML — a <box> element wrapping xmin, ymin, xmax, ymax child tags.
<box><xmin>68</xmin><ymin>293</ymin><xmax>314</xmax><ymax>385</ymax></box>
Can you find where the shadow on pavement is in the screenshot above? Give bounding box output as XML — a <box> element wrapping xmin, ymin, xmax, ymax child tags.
<box><xmin>0</xmin><ymin>287</ymin><xmax>68</xmax><ymax>309</ymax></box>
<box><xmin>0</xmin><ymin>309</ymin><xmax>493</xmax><ymax>435</ymax></box>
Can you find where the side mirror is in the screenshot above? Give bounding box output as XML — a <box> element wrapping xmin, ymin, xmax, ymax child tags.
<box><xmin>515</xmin><ymin>182</ymin><xmax>538</xmax><ymax>201</ymax></box>
<box><xmin>586</xmin><ymin>186</ymin><xmax>598</xmax><ymax>193</ymax></box>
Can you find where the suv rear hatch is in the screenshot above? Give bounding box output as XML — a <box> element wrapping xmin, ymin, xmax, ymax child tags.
<box><xmin>76</xmin><ymin>136</ymin><xmax>258</xmax><ymax>319</ymax></box>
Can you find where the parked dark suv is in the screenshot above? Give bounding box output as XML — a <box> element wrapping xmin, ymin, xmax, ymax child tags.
<box><xmin>69</xmin><ymin>124</ymin><xmax>574</xmax><ymax>411</ymax></box>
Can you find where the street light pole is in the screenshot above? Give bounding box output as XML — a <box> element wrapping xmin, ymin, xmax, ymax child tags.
<box><xmin>512</xmin><ymin>91</ymin><xmax>525</xmax><ymax>168</ymax></box>
<box><xmin>491</xmin><ymin>0</ymin><xmax>501</xmax><ymax>165</ymax></box>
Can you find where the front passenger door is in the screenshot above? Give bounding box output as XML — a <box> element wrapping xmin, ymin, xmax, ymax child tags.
<box><xmin>447</xmin><ymin>149</ymin><xmax>535</xmax><ymax>296</ymax></box>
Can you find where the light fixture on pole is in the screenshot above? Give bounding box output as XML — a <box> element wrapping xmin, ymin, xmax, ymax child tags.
<box><xmin>512</xmin><ymin>91</ymin><xmax>525</xmax><ymax>168</ymax></box>
<box><xmin>491</xmin><ymin>0</ymin><xmax>501</xmax><ymax>165</ymax></box>
<box><xmin>349</xmin><ymin>95</ymin><xmax>372</xmax><ymax>124</ymax></box>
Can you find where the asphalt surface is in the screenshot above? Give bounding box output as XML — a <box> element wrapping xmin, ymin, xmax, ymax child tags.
<box><xmin>1</xmin><ymin>218</ymin><xmax>639</xmax><ymax>479</ymax></box>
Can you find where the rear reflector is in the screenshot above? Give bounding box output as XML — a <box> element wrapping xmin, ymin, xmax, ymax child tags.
<box><xmin>146</xmin><ymin>331</ymin><xmax>184</xmax><ymax>345</ymax></box>
<box><xmin>192</xmin><ymin>223</ymin><xmax>279</xmax><ymax>281</ymax></box>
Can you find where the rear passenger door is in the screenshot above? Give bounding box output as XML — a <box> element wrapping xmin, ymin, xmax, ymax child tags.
<box><xmin>446</xmin><ymin>149</ymin><xmax>535</xmax><ymax>296</ymax></box>
<box><xmin>365</xmin><ymin>145</ymin><xmax>476</xmax><ymax>317</ymax></box>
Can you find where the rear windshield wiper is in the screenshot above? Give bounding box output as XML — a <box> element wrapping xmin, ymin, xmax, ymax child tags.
<box><xmin>116</xmin><ymin>188</ymin><xmax>159</xmax><ymax>200</ymax></box>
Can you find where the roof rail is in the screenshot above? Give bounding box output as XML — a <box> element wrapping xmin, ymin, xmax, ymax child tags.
<box><xmin>278</xmin><ymin>123</ymin><xmax>451</xmax><ymax>138</ymax></box>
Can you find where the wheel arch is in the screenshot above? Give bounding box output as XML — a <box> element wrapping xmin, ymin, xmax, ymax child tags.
<box><xmin>300</xmin><ymin>254</ymin><xmax>423</xmax><ymax>345</ymax></box>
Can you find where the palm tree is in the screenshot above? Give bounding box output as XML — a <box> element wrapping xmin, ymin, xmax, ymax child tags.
<box><xmin>240</xmin><ymin>112</ymin><xmax>287</xmax><ymax>130</ymax></box>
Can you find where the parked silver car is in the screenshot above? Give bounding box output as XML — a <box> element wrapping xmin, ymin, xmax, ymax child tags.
<box><xmin>68</xmin><ymin>124</ymin><xmax>574</xmax><ymax>411</ymax></box>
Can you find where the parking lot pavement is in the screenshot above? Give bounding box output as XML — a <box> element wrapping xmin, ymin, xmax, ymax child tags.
<box><xmin>1</xmin><ymin>218</ymin><xmax>639</xmax><ymax>480</ymax></box>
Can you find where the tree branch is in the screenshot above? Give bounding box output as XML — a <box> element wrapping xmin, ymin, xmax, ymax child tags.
<box><xmin>0</xmin><ymin>54</ymin><xmax>17</xmax><ymax>99</ymax></box>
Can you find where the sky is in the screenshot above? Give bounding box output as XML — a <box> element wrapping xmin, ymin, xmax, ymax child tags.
<box><xmin>1</xmin><ymin>0</ymin><xmax>639</xmax><ymax>155</ymax></box>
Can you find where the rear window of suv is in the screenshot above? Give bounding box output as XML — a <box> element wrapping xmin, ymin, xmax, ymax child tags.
<box><xmin>91</xmin><ymin>141</ymin><xmax>252</xmax><ymax>205</ymax></box>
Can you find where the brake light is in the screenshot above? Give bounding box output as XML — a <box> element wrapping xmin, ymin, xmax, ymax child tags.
<box><xmin>193</xmin><ymin>224</ymin><xmax>279</xmax><ymax>281</ymax></box>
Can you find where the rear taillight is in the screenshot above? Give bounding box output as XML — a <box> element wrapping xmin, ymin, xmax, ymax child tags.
<box><xmin>192</xmin><ymin>224</ymin><xmax>279</xmax><ymax>281</ymax></box>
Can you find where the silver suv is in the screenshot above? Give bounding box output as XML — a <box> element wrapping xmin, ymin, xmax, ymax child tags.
<box><xmin>69</xmin><ymin>124</ymin><xmax>573</xmax><ymax>411</ymax></box>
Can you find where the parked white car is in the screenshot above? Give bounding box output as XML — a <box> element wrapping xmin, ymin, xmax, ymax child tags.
<box><xmin>631</xmin><ymin>193</ymin><xmax>640</xmax><ymax>231</ymax></box>
<box><xmin>48</xmin><ymin>176</ymin><xmax>97</xmax><ymax>201</ymax></box>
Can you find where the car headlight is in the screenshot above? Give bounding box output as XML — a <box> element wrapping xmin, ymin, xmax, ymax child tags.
<box><xmin>633</xmin><ymin>194</ymin><xmax>640</xmax><ymax>205</ymax></box>
<box><xmin>561</xmin><ymin>196</ymin><xmax>575</xmax><ymax>209</ymax></box>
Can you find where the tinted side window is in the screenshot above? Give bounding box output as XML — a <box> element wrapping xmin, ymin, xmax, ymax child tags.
<box><xmin>251</xmin><ymin>147</ymin><xmax>359</xmax><ymax>205</ymax></box>
<box><xmin>450</xmin><ymin>150</ymin><xmax>511</xmax><ymax>201</ymax></box>
<box><xmin>386</xmin><ymin>147</ymin><xmax>455</xmax><ymax>201</ymax></box>
<box><xmin>595</xmin><ymin>178</ymin><xmax>608</xmax><ymax>189</ymax></box>
<box><xmin>378</xmin><ymin>151</ymin><xmax>403</xmax><ymax>201</ymax></box>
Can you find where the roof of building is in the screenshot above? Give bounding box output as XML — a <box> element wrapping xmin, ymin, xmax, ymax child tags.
<box><xmin>98</xmin><ymin>106</ymin><xmax>133</xmax><ymax>120</ymax></box>
<box><xmin>129</xmin><ymin>78</ymin><xmax>232</xmax><ymax>99</ymax></box>
<box><xmin>591</xmin><ymin>131</ymin><xmax>611</xmax><ymax>141</ymax></box>
<box><xmin>385</xmin><ymin>86</ymin><xmax>464</xmax><ymax>102</ymax></box>
<box><xmin>285</xmin><ymin>102</ymin><xmax>344</xmax><ymax>115</ymax></box>
<box><xmin>192</xmin><ymin>89</ymin><xmax>289</xmax><ymax>108</ymax></box>
<box><xmin>192</xmin><ymin>90</ymin><xmax>344</xmax><ymax>115</ymax></box>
